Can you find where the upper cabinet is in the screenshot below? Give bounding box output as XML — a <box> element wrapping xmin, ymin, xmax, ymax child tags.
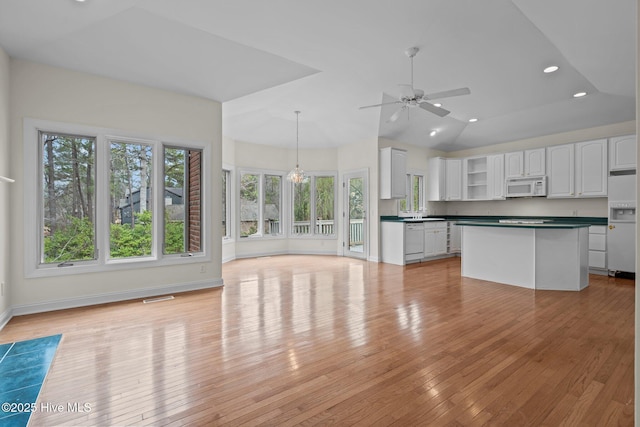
<box><xmin>504</xmin><ymin>151</ymin><xmax>524</xmax><ymax>178</ymax></box>
<box><xmin>547</xmin><ymin>140</ymin><xmax>607</xmax><ymax>198</ymax></box>
<box><xmin>576</xmin><ymin>139</ymin><xmax>607</xmax><ymax>197</ymax></box>
<box><xmin>524</xmin><ymin>148</ymin><xmax>546</xmax><ymax>176</ymax></box>
<box><xmin>609</xmin><ymin>135</ymin><xmax>636</xmax><ymax>172</ymax></box>
<box><xmin>547</xmin><ymin>144</ymin><xmax>575</xmax><ymax>198</ymax></box>
<box><xmin>504</xmin><ymin>148</ymin><xmax>545</xmax><ymax>178</ymax></box>
<box><xmin>463</xmin><ymin>157</ymin><xmax>488</xmax><ymax>200</ymax></box>
<box><xmin>487</xmin><ymin>154</ymin><xmax>505</xmax><ymax>200</ymax></box>
<box><xmin>380</xmin><ymin>147</ymin><xmax>407</xmax><ymax>199</ymax></box>
<box><xmin>445</xmin><ymin>158</ymin><xmax>463</xmax><ymax>201</ymax></box>
<box><xmin>427</xmin><ymin>157</ymin><xmax>446</xmax><ymax>201</ymax></box>
<box><xmin>463</xmin><ymin>154</ymin><xmax>505</xmax><ymax>200</ymax></box>
<box><xmin>427</xmin><ymin>157</ymin><xmax>462</xmax><ymax>201</ymax></box>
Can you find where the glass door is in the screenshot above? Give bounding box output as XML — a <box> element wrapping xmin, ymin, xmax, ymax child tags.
<box><xmin>343</xmin><ymin>170</ymin><xmax>368</xmax><ymax>259</ymax></box>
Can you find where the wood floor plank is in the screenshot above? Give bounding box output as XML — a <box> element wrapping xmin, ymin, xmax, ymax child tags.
<box><xmin>0</xmin><ymin>255</ymin><xmax>633</xmax><ymax>426</ymax></box>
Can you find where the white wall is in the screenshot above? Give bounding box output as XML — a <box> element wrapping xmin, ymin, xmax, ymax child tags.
<box><xmin>0</xmin><ymin>47</ymin><xmax>10</xmax><ymax>327</ymax></box>
<box><xmin>9</xmin><ymin>59</ymin><xmax>222</xmax><ymax>312</ymax></box>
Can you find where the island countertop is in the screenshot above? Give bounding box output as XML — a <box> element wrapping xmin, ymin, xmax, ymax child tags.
<box><xmin>455</xmin><ymin>220</ymin><xmax>591</xmax><ymax>229</ymax></box>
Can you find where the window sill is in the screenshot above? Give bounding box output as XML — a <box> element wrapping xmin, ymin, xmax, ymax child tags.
<box><xmin>26</xmin><ymin>253</ymin><xmax>211</xmax><ymax>279</ymax></box>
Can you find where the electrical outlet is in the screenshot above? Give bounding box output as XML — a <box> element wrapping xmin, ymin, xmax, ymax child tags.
<box><xmin>200</xmin><ymin>265</ymin><xmax>206</xmax><ymax>274</ymax></box>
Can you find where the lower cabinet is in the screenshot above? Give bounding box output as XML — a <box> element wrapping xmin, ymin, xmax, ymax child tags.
<box><xmin>448</xmin><ymin>222</ymin><xmax>461</xmax><ymax>253</ymax></box>
<box><xmin>424</xmin><ymin>222</ymin><xmax>448</xmax><ymax>258</ymax></box>
<box><xmin>588</xmin><ymin>225</ymin><xmax>607</xmax><ymax>271</ymax></box>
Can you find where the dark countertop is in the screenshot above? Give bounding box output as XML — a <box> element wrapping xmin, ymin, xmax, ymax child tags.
<box><xmin>380</xmin><ymin>215</ymin><xmax>607</xmax><ymax>226</ymax></box>
<box><xmin>455</xmin><ymin>220</ymin><xmax>590</xmax><ymax>229</ymax></box>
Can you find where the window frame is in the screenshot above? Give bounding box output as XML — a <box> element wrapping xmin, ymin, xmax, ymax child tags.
<box><xmin>237</xmin><ymin>168</ymin><xmax>285</xmax><ymax>240</ymax></box>
<box><xmin>398</xmin><ymin>171</ymin><xmax>425</xmax><ymax>213</ymax></box>
<box><xmin>222</xmin><ymin>167</ymin><xmax>233</xmax><ymax>242</ymax></box>
<box><xmin>24</xmin><ymin>118</ymin><xmax>211</xmax><ymax>278</ymax></box>
<box><xmin>290</xmin><ymin>171</ymin><xmax>338</xmax><ymax>239</ymax></box>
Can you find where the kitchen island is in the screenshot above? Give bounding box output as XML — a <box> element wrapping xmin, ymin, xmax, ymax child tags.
<box><xmin>457</xmin><ymin>220</ymin><xmax>590</xmax><ymax>291</ymax></box>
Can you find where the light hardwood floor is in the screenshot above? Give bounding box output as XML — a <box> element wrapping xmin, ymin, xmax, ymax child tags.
<box><xmin>0</xmin><ymin>255</ymin><xmax>634</xmax><ymax>426</ymax></box>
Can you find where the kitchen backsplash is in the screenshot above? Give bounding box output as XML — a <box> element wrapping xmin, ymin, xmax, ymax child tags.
<box><xmin>441</xmin><ymin>197</ymin><xmax>607</xmax><ymax>218</ymax></box>
<box><xmin>379</xmin><ymin>195</ymin><xmax>608</xmax><ymax>218</ymax></box>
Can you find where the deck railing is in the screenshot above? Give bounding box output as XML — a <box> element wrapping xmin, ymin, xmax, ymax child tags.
<box><xmin>263</xmin><ymin>219</ymin><xmax>364</xmax><ymax>243</ymax></box>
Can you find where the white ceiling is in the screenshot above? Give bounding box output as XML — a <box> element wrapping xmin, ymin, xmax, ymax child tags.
<box><xmin>0</xmin><ymin>0</ymin><xmax>635</xmax><ymax>152</ymax></box>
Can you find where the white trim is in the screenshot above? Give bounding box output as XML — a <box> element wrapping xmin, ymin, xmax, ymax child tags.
<box><xmin>23</xmin><ymin>118</ymin><xmax>211</xmax><ymax>278</ymax></box>
<box><xmin>0</xmin><ymin>307</ymin><xmax>13</xmax><ymax>331</ymax></box>
<box><xmin>234</xmin><ymin>249</ymin><xmax>339</xmax><ymax>260</ymax></box>
<box><xmin>289</xmin><ymin>171</ymin><xmax>339</xmax><ymax>238</ymax></box>
<box><xmin>11</xmin><ymin>278</ymin><xmax>223</xmax><ymax>317</ymax></box>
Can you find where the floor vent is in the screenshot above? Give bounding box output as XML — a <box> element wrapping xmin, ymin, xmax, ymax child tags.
<box><xmin>143</xmin><ymin>295</ymin><xmax>175</xmax><ymax>304</ymax></box>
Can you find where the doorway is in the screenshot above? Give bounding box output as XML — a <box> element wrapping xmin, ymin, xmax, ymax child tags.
<box><xmin>343</xmin><ymin>170</ymin><xmax>368</xmax><ymax>259</ymax></box>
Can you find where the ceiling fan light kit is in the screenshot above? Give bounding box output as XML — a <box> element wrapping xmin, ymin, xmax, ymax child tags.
<box><xmin>359</xmin><ymin>47</ymin><xmax>470</xmax><ymax>123</ymax></box>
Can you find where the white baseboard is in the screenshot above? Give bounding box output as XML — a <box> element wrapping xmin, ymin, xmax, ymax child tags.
<box><xmin>10</xmin><ymin>278</ymin><xmax>224</xmax><ymax>317</ymax></box>
<box><xmin>0</xmin><ymin>307</ymin><xmax>13</xmax><ymax>331</ymax></box>
<box><xmin>234</xmin><ymin>249</ymin><xmax>338</xmax><ymax>260</ymax></box>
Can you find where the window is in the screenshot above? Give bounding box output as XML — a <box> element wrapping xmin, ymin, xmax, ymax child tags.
<box><xmin>292</xmin><ymin>174</ymin><xmax>336</xmax><ymax>236</ymax></box>
<box><xmin>41</xmin><ymin>132</ymin><xmax>96</xmax><ymax>264</ymax></box>
<box><xmin>163</xmin><ymin>147</ymin><xmax>202</xmax><ymax>255</ymax></box>
<box><xmin>239</xmin><ymin>170</ymin><xmax>283</xmax><ymax>238</ymax></box>
<box><xmin>264</xmin><ymin>175</ymin><xmax>282</xmax><ymax>235</ymax></box>
<box><xmin>399</xmin><ymin>173</ymin><xmax>424</xmax><ymax>213</ymax></box>
<box><xmin>25</xmin><ymin>119</ymin><xmax>209</xmax><ymax>277</ymax></box>
<box><xmin>109</xmin><ymin>140</ymin><xmax>153</xmax><ymax>259</ymax></box>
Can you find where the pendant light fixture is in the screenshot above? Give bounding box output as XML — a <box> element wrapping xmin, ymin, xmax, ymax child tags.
<box><xmin>287</xmin><ymin>110</ymin><xmax>305</xmax><ymax>183</ymax></box>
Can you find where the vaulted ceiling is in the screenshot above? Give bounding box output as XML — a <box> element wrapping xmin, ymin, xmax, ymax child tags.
<box><xmin>0</xmin><ymin>0</ymin><xmax>635</xmax><ymax>151</ymax></box>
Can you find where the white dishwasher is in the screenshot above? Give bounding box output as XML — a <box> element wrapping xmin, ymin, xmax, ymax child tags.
<box><xmin>405</xmin><ymin>222</ymin><xmax>424</xmax><ymax>262</ymax></box>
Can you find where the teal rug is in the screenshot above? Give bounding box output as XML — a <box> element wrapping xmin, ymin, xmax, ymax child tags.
<box><xmin>0</xmin><ymin>334</ymin><xmax>62</xmax><ymax>427</ymax></box>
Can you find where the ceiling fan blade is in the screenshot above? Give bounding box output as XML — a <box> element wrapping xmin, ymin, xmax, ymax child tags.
<box><xmin>387</xmin><ymin>106</ymin><xmax>407</xmax><ymax>123</ymax></box>
<box><xmin>359</xmin><ymin>100</ymin><xmax>402</xmax><ymax>110</ymax></box>
<box><xmin>424</xmin><ymin>87</ymin><xmax>471</xmax><ymax>100</ymax></box>
<box><xmin>419</xmin><ymin>102</ymin><xmax>450</xmax><ymax>117</ymax></box>
<box><xmin>398</xmin><ymin>84</ymin><xmax>415</xmax><ymax>98</ymax></box>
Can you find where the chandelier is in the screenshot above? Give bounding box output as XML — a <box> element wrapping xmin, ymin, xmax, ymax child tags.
<box><xmin>287</xmin><ymin>110</ymin><xmax>305</xmax><ymax>183</ymax></box>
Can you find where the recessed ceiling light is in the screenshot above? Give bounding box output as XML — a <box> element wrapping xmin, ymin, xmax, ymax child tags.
<box><xmin>573</xmin><ymin>91</ymin><xmax>587</xmax><ymax>98</ymax></box>
<box><xmin>433</xmin><ymin>103</ymin><xmax>442</xmax><ymax>107</ymax></box>
<box><xmin>543</xmin><ymin>65</ymin><xmax>559</xmax><ymax>73</ymax></box>
<box><xmin>468</xmin><ymin>118</ymin><xmax>478</xmax><ymax>123</ymax></box>
<box><xmin>430</xmin><ymin>130</ymin><xmax>437</xmax><ymax>137</ymax></box>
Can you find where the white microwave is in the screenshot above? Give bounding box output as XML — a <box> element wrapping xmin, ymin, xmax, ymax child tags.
<box><xmin>506</xmin><ymin>176</ymin><xmax>547</xmax><ymax>198</ymax></box>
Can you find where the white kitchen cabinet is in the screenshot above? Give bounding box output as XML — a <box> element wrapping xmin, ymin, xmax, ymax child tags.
<box><xmin>589</xmin><ymin>225</ymin><xmax>607</xmax><ymax>270</ymax></box>
<box><xmin>524</xmin><ymin>148</ymin><xmax>546</xmax><ymax>176</ymax></box>
<box><xmin>487</xmin><ymin>154</ymin><xmax>505</xmax><ymax>200</ymax></box>
<box><xmin>424</xmin><ymin>221</ymin><xmax>448</xmax><ymax>257</ymax></box>
<box><xmin>609</xmin><ymin>135</ymin><xmax>636</xmax><ymax>171</ymax></box>
<box><xmin>427</xmin><ymin>157</ymin><xmax>446</xmax><ymax>201</ymax></box>
<box><xmin>448</xmin><ymin>221</ymin><xmax>461</xmax><ymax>253</ymax></box>
<box><xmin>546</xmin><ymin>144</ymin><xmax>575</xmax><ymax>198</ymax></box>
<box><xmin>505</xmin><ymin>148</ymin><xmax>545</xmax><ymax>178</ymax></box>
<box><xmin>576</xmin><ymin>139</ymin><xmax>607</xmax><ymax>197</ymax></box>
<box><xmin>427</xmin><ymin>157</ymin><xmax>462</xmax><ymax>201</ymax></box>
<box><xmin>463</xmin><ymin>156</ymin><xmax>488</xmax><ymax>200</ymax></box>
<box><xmin>547</xmin><ymin>140</ymin><xmax>607</xmax><ymax>199</ymax></box>
<box><xmin>380</xmin><ymin>147</ymin><xmax>407</xmax><ymax>199</ymax></box>
<box><xmin>504</xmin><ymin>151</ymin><xmax>524</xmax><ymax>178</ymax></box>
<box><xmin>445</xmin><ymin>158</ymin><xmax>462</xmax><ymax>201</ymax></box>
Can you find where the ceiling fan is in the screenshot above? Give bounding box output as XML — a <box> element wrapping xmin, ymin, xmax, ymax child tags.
<box><xmin>360</xmin><ymin>47</ymin><xmax>471</xmax><ymax>122</ymax></box>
